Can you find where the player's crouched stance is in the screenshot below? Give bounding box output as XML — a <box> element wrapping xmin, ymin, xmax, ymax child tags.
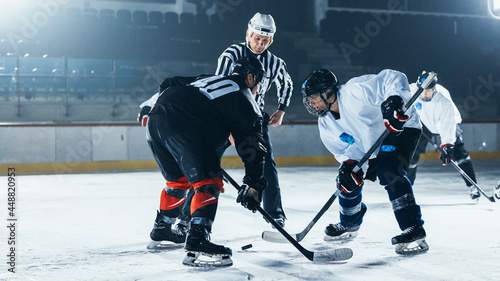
<box><xmin>302</xmin><ymin>69</ymin><xmax>429</xmax><ymax>255</ymax></box>
<box><xmin>146</xmin><ymin>56</ymin><xmax>268</xmax><ymax>267</ymax></box>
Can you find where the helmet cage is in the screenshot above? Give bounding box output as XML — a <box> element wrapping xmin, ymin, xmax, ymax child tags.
<box><xmin>420</xmin><ymin>88</ymin><xmax>436</xmax><ymax>102</ymax></box>
<box><xmin>303</xmin><ymin>92</ymin><xmax>331</xmax><ymax>117</ymax></box>
<box><xmin>301</xmin><ymin>69</ymin><xmax>338</xmax><ymax>117</ymax></box>
<box><xmin>417</xmin><ymin>71</ymin><xmax>438</xmax><ymax>102</ymax></box>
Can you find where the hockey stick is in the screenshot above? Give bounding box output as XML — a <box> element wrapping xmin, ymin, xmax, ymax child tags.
<box><xmin>420</xmin><ymin>132</ymin><xmax>496</xmax><ymax>202</ymax></box>
<box><xmin>221</xmin><ymin>169</ymin><xmax>353</xmax><ymax>262</ymax></box>
<box><xmin>262</xmin><ymin>72</ymin><xmax>438</xmax><ymax>244</ymax></box>
<box><xmin>262</xmin><ymin>189</ymin><xmax>340</xmax><ymax>243</ymax></box>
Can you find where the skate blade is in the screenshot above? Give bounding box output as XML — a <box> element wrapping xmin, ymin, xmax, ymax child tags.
<box><xmin>323</xmin><ymin>231</ymin><xmax>358</xmax><ymax>241</ymax></box>
<box><xmin>147</xmin><ymin>240</ymin><xmax>184</xmax><ymax>250</ymax></box>
<box><xmin>395</xmin><ymin>238</ymin><xmax>429</xmax><ymax>255</ymax></box>
<box><xmin>182</xmin><ymin>252</ymin><xmax>233</xmax><ymax>267</ymax></box>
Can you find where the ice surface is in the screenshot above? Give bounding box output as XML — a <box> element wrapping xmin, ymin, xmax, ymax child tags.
<box><xmin>1</xmin><ymin>159</ymin><xmax>499</xmax><ymax>280</ymax></box>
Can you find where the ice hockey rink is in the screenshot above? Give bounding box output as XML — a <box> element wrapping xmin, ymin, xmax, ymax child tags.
<box><xmin>1</xmin><ymin>159</ymin><xmax>499</xmax><ymax>281</ymax></box>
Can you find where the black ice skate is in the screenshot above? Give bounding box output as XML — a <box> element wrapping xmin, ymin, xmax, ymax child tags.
<box><xmin>174</xmin><ymin>219</ymin><xmax>189</xmax><ymax>236</ymax></box>
<box><xmin>183</xmin><ymin>224</ymin><xmax>233</xmax><ymax>267</ymax></box>
<box><xmin>324</xmin><ymin>223</ymin><xmax>360</xmax><ymax>241</ymax></box>
<box><xmin>391</xmin><ymin>225</ymin><xmax>429</xmax><ymax>255</ymax></box>
<box><xmin>147</xmin><ymin>211</ymin><xmax>186</xmax><ymax>249</ymax></box>
<box><xmin>469</xmin><ymin>185</ymin><xmax>480</xmax><ymax>200</ymax></box>
<box><xmin>264</xmin><ymin>216</ymin><xmax>286</xmax><ymax>229</ymax></box>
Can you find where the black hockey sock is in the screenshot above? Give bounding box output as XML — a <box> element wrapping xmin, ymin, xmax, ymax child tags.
<box><xmin>458</xmin><ymin>160</ymin><xmax>477</xmax><ymax>186</ymax></box>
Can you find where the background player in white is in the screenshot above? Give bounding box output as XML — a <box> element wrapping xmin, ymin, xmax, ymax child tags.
<box><xmin>215</xmin><ymin>12</ymin><xmax>293</xmax><ymax>227</ymax></box>
<box><xmin>407</xmin><ymin>72</ymin><xmax>480</xmax><ymax>200</ymax></box>
<box><xmin>302</xmin><ymin>69</ymin><xmax>429</xmax><ymax>255</ymax></box>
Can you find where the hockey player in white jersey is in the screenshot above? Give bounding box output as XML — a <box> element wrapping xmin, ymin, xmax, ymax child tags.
<box><xmin>302</xmin><ymin>69</ymin><xmax>429</xmax><ymax>255</ymax></box>
<box><xmin>215</xmin><ymin>12</ymin><xmax>293</xmax><ymax>227</ymax></box>
<box><xmin>407</xmin><ymin>72</ymin><xmax>480</xmax><ymax>200</ymax></box>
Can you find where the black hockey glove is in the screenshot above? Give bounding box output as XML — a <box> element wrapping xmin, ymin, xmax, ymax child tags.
<box><xmin>439</xmin><ymin>143</ymin><xmax>454</xmax><ymax>166</ymax></box>
<box><xmin>237</xmin><ymin>177</ymin><xmax>267</xmax><ymax>212</ymax></box>
<box><xmin>137</xmin><ymin>106</ymin><xmax>151</xmax><ymax>127</ymax></box>
<box><xmin>337</xmin><ymin>160</ymin><xmax>364</xmax><ymax>193</ymax></box>
<box><xmin>381</xmin><ymin>95</ymin><xmax>409</xmax><ymax>134</ymax></box>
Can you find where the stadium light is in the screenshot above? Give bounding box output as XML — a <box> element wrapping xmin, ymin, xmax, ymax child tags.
<box><xmin>488</xmin><ymin>0</ymin><xmax>500</xmax><ymax>19</ymax></box>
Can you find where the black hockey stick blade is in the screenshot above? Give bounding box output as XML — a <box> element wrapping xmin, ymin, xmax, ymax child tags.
<box><xmin>262</xmin><ymin>189</ymin><xmax>341</xmax><ymax>243</ymax></box>
<box><xmin>221</xmin><ymin>169</ymin><xmax>353</xmax><ymax>262</ymax></box>
<box><xmin>421</xmin><ymin>133</ymin><xmax>496</xmax><ymax>202</ymax></box>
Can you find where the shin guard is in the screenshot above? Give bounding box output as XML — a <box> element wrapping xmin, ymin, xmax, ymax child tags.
<box><xmin>190</xmin><ymin>178</ymin><xmax>223</xmax><ymax>225</ymax></box>
<box><xmin>159</xmin><ymin>177</ymin><xmax>191</xmax><ymax>219</ymax></box>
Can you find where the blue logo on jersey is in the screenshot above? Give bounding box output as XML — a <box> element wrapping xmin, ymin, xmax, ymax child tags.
<box><xmin>339</xmin><ymin>132</ymin><xmax>355</xmax><ymax>145</ymax></box>
<box><xmin>415</xmin><ymin>102</ymin><xmax>422</xmax><ymax>110</ymax></box>
<box><xmin>380</xmin><ymin>145</ymin><xmax>396</xmax><ymax>152</ymax></box>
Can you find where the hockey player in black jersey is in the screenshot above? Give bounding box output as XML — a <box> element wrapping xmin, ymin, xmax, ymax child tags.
<box><xmin>146</xmin><ymin>56</ymin><xmax>268</xmax><ymax>267</ymax></box>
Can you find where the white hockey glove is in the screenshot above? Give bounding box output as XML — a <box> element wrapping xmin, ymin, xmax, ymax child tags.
<box><xmin>439</xmin><ymin>143</ymin><xmax>454</xmax><ymax>165</ymax></box>
<box><xmin>337</xmin><ymin>160</ymin><xmax>364</xmax><ymax>193</ymax></box>
<box><xmin>381</xmin><ymin>96</ymin><xmax>409</xmax><ymax>134</ymax></box>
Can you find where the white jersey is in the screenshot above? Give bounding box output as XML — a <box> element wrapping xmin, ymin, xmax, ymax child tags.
<box><xmin>318</xmin><ymin>69</ymin><xmax>421</xmax><ymax>172</ymax></box>
<box><xmin>410</xmin><ymin>83</ymin><xmax>461</xmax><ymax>145</ymax></box>
<box><xmin>140</xmin><ymin>92</ymin><xmax>159</xmax><ymax>109</ymax></box>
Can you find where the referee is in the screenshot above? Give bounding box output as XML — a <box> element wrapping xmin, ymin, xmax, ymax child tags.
<box><xmin>216</xmin><ymin>12</ymin><xmax>293</xmax><ymax>227</ymax></box>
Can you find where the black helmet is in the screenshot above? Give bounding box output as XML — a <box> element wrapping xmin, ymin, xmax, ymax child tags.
<box><xmin>417</xmin><ymin>71</ymin><xmax>438</xmax><ymax>89</ymax></box>
<box><xmin>417</xmin><ymin>71</ymin><xmax>438</xmax><ymax>102</ymax></box>
<box><xmin>231</xmin><ymin>55</ymin><xmax>266</xmax><ymax>84</ymax></box>
<box><xmin>301</xmin><ymin>69</ymin><xmax>339</xmax><ymax>117</ymax></box>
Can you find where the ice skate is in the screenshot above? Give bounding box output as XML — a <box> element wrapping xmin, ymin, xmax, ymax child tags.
<box><xmin>468</xmin><ymin>185</ymin><xmax>480</xmax><ymax>200</ymax></box>
<box><xmin>265</xmin><ymin>216</ymin><xmax>285</xmax><ymax>229</ymax></box>
<box><xmin>147</xmin><ymin>211</ymin><xmax>186</xmax><ymax>249</ymax></box>
<box><xmin>183</xmin><ymin>224</ymin><xmax>232</xmax><ymax>267</ymax></box>
<box><xmin>174</xmin><ymin>219</ymin><xmax>189</xmax><ymax>236</ymax></box>
<box><xmin>324</xmin><ymin>223</ymin><xmax>360</xmax><ymax>241</ymax></box>
<box><xmin>273</xmin><ymin>218</ymin><xmax>285</xmax><ymax>228</ymax></box>
<box><xmin>391</xmin><ymin>225</ymin><xmax>429</xmax><ymax>255</ymax></box>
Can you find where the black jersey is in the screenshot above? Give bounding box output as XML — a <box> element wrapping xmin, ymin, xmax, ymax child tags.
<box><xmin>150</xmin><ymin>74</ymin><xmax>267</xmax><ymax>181</ymax></box>
<box><xmin>216</xmin><ymin>42</ymin><xmax>293</xmax><ymax>112</ymax></box>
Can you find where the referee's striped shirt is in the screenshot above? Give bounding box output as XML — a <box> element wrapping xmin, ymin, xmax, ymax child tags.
<box><xmin>215</xmin><ymin>42</ymin><xmax>293</xmax><ymax>112</ymax></box>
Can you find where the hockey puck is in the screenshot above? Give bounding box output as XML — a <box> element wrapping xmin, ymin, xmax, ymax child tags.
<box><xmin>241</xmin><ymin>244</ymin><xmax>253</xmax><ymax>250</ymax></box>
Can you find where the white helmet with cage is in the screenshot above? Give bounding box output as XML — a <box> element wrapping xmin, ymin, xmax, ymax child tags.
<box><xmin>248</xmin><ymin>12</ymin><xmax>276</xmax><ymax>37</ymax></box>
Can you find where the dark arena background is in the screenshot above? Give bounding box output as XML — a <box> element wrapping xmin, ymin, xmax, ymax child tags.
<box><xmin>1</xmin><ymin>0</ymin><xmax>499</xmax><ymax>123</ymax></box>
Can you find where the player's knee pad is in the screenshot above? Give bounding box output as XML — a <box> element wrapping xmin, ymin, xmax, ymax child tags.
<box><xmin>190</xmin><ymin>178</ymin><xmax>224</xmax><ymax>219</ymax></box>
<box><xmin>160</xmin><ymin>177</ymin><xmax>191</xmax><ymax>211</ymax></box>
<box><xmin>164</xmin><ymin>177</ymin><xmax>191</xmax><ymax>199</ymax></box>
